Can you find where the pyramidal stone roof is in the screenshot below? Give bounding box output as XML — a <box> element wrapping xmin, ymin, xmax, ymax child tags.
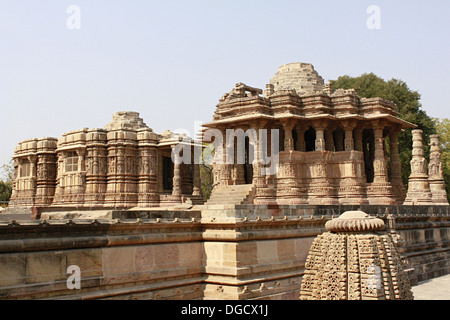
<box><xmin>269</xmin><ymin>62</ymin><xmax>325</xmax><ymax>95</ymax></box>
<box><xmin>104</xmin><ymin>111</ymin><xmax>148</xmax><ymax>131</ymax></box>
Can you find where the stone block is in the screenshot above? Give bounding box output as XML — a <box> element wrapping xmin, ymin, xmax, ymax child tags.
<box><xmin>66</xmin><ymin>248</ymin><xmax>103</xmax><ymax>278</ymax></box>
<box><xmin>0</xmin><ymin>254</ymin><xmax>26</xmax><ymax>286</ymax></box>
<box><xmin>25</xmin><ymin>251</ymin><xmax>66</xmax><ymax>284</ymax></box>
<box><xmin>257</xmin><ymin>241</ymin><xmax>278</xmax><ymax>264</ymax></box>
<box><xmin>102</xmin><ymin>247</ymin><xmax>136</xmax><ymax>277</ymax></box>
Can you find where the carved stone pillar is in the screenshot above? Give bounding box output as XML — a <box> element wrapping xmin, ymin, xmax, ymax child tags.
<box><xmin>354</xmin><ymin>127</ymin><xmax>363</xmax><ymax>152</ymax></box>
<box><xmin>85</xmin><ymin>129</ymin><xmax>108</xmax><ymax>206</ymax></box>
<box><xmin>295</xmin><ymin>126</ymin><xmax>306</xmax><ymax>152</ymax></box>
<box><xmin>367</xmin><ymin>124</ymin><xmax>395</xmax><ymax>205</ymax></box>
<box><xmin>344</xmin><ymin>128</ymin><xmax>354</xmax><ymax>151</ymax></box>
<box><xmin>220</xmin><ymin>128</ymin><xmax>232</xmax><ymax>186</ymax></box>
<box><xmin>35</xmin><ymin>138</ymin><xmax>58</xmax><ymax>206</ymax></box>
<box><xmin>28</xmin><ymin>155</ymin><xmax>37</xmax><ymax>205</ymax></box>
<box><xmin>136</xmin><ymin>128</ymin><xmax>159</xmax><ymax>207</ymax></box>
<box><xmin>281</xmin><ymin>120</ymin><xmax>295</xmax><ymax>152</ymax></box>
<box><xmin>372</xmin><ymin>127</ymin><xmax>388</xmax><ymax>184</ymax></box>
<box><xmin>252</xmin><ymin>120</ymin><xmax>272</xmax><ymax>203</ymax></box>
<box><xmin>105</xmin><ymin>129</ymin><xmax>138</xmax><ymax>207</ymax></box>
<box><xmin>172</xmin><ymin>153</ymin><xmax>182</xmax><ymax>197</ymax></box>
<box><xmin>389</xmin><ymin>130</ymin><xmax>406</xmax><ymax>204</ymax></box>
<box><xmin>403</xmin><ymin>129</ymin><xmax>432</xmax><ymax>205</ymax></box>
<box><xmin>315</xmin><ymin>127</ymin><xmax>326</xmax><ymax>152</ymax></box>
<box><xmin>428</xmin><ymin>134</ymin><xmax>449</xmax><ymax>205</ymax></box>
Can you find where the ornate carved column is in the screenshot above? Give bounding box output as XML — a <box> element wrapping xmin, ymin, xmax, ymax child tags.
<box><xmin>105</xmin><ymin>129</ymin><xmax>138</xmax><ymax>207</ymax></box>
<box><xmin>137</xmin><ymin>128</ymin><xmax>159</xmax><ymax>207</ymax></box>
<box><xmin>354</xmin><ymin>127</ymin><xmax>363</xmax><ymax>152</ymax></box>
<box><xmin>74</xmin><ymin>148</ymin><xmax>86</xmax><ymax>205</ymax></box>
<box><xmin>389</xmin><ymin>129</ymin><xmax>406</xmax><ymax>204</ymax></box>
<box><xmin>295</xmin><ymin>126</ymin><xmax>306</xmax><ymax>152</ymax></box>
<box><xmin>403</xmin><ymin>129</ymin><xmax>432</xmax><ymax>205</ymax></box>
<box><xmin>337</xmin><ymin>121</ymin><xmax>366</xmax><ymax>204</ymax></box>
<box><xmin>27</xmin><ymin>155</ymin><xmax>37</xmax><ymax>205</ymax></box>
<box><xmin>85</xmin><ymin>129</ymin><xmax>108</xmax><ymax>206</ymax></box>
<box><xmin>367</xmin><ymin>123</ymin><xmax>395</xmax><ymax>205</ymax></box>
<box><xmin>219</xmin><ymin>127</ymin><xmax>232</xmax><ymax>186</ymax></box>
<box><xmin>172</xmin><ymin>150</ymin><xmax>182</xmax><ymax>197</ymax></box>
<box><xmin>372</xmin><ymin>126</ymin><xmax>388</xmax><ymax>184</ymax></box>
<box><xmin>314</xmin><ymin>127</ymin><xmax>326</xmax><ymax>152</ymax></box>
<box><xmin>308</xmin><ymin>120</ymin><xmax>337</xmax><ymax>204</ymax></box>
<box><xmin>428</xmin><ymin>134</ymin><xmax>449</xmax><ymax>205</ymax></box>
<box><xmin>252</xmin><ymin>120</ymin><xmax>271</xmax><ymax>203</ymax></box>
<box><xmin>35</xmin><ymin>138</ymin><xmax>57</xmax><ymax>206</ymax></box>
<box><xmin>281</xmin><ymin>119</ymin><xmax>296</xmax><ymax>152</ymax></box>
<box><xmin>344</xmin><ymin>127</ymin><xmax>355</xmax><ymax>151</ymax></box>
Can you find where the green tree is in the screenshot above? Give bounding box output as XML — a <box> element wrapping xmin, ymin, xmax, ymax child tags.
<box><xmin>432</xmin><ymin>118</ymin><xmax>450</xmax><ymax>201</ymax></box>
<box><xmin>330</xmin><ymin>73</ymin><xmax>437</xmax><ymax>188</ymax></box>
<box><xmin>0</xmin><ymin>160</ymin><xmax>14</xmax><ymax>207</ymax></box>
<box><xmin>200</xmin><ymin>143</ymin><xmax>215</xmax><ymax>201</ymax></box>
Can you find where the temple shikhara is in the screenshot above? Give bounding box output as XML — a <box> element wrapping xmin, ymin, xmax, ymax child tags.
<box><xmin>2</xmin><ymin>62</ymin><xmax>449</xmax><ymax>300</ymax></box>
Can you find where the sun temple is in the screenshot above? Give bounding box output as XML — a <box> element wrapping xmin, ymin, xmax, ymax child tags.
<box><xmin>202</xmin><ymin>62</ymin><xmax>418</xmax><ymax>206</ymax></box>
<box><xmin>1</xmin><ymin>62</ymin><xmax>449</xmax><ymax>300</ymax></box>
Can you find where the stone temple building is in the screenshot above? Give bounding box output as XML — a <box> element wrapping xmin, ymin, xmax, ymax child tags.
<box><xmin>202</xmin><ymin>62</ymin><xmax>418</xmax><ymax>206</ymax></box>
<box><xmin>9</xmin><ymin>111</ymin><xmax>203</xmax><ymax>210</ymax></box>
<box><xmin>2</xmin><ymin>62</ymin><xmax>449</xmax><ymax>300</ymax></box>
<box><xmin>9</xmin><ymin>62</ymin><xmax>448</xmax><ymax>211</ymax></box>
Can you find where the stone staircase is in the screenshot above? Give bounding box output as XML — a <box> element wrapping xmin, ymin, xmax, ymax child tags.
<box><xmin>205</xmin><ymin>184</ymin><xmax>255</xmax><ymax>206</ymax></box>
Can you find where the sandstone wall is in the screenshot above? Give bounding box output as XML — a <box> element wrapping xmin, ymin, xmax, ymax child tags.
<box><xmin>0</xmin><ymin>205</ymin><xmax>448</xmax><ymax>300</ymax></box>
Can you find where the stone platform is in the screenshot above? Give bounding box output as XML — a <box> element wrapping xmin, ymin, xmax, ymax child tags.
<box><xmin>0</xmin><ymin>204</ymin><xmax>448</xmax><ymax>299</ymax></box>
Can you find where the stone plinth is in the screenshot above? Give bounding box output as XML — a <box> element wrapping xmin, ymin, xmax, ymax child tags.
<box><xmin>300</xmin><ymin>210</ymin><xmax>414</xmax><ymax>300</ymax></box>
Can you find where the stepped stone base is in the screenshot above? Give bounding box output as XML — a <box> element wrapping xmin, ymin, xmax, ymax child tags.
<box><xmin>0</xmin><ymin>204</ymin><xmax>448</xmax><ymax>300</ymax></box>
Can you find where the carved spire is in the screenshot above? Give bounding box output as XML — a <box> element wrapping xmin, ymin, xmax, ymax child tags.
<box><xmin>403</xmin><ymin>129</ymin><xmax>432</xmax><ymax>205</ymax></box>
<box><xmin>300</xmin><ymin>211</ymin><xmax>414</xmax><ymax>300</ymax></box>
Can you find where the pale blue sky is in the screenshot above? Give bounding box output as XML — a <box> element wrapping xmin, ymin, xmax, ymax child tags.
<box><xmin>1</xmin><ymin>0</ymin><xmax>449</xmax><ymax>167</ymax></box>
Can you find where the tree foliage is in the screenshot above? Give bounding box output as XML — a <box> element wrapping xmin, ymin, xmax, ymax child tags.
<box><xmin>0</xmin><ymin>160</ymin><xmax>14</xmax><ymax>206</ymax></box>
<box><xmin>330</xmin><ymin>73</ymin><xmax>437</xmax><ymax>188</ymax></box>
<box><xmin>433</xmin><ymin>118</ymin><xmax>450</xmax><ymax>200</ymax></box>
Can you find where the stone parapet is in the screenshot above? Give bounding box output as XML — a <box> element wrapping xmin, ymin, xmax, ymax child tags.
<box><xmin>0</xmin><ymin>204</ymin><xmax>448</xmax><ymax>299</ymax></box>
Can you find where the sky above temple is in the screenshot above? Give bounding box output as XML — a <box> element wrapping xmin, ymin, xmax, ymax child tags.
<box><xmin>0</xmin><ymin>0</ymin><xmax>449</xmax><ymax>167</ymax></box>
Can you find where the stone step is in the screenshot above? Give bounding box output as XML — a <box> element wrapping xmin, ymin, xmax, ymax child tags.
<box><xmin>205</xmin><ymin>184</ymin><xmax>255</xmax><ymax>206</ymax></box>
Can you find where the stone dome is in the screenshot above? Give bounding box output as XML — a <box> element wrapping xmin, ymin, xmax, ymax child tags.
<box><xmin>269</xmin><ymin>62</ymin><xmax>325</xmax><ymax>95</ymax></box>
<box><xmin>104</xmin><ymin>111</ymin><xmax>148</xmax><ymax>131</ymax></box>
